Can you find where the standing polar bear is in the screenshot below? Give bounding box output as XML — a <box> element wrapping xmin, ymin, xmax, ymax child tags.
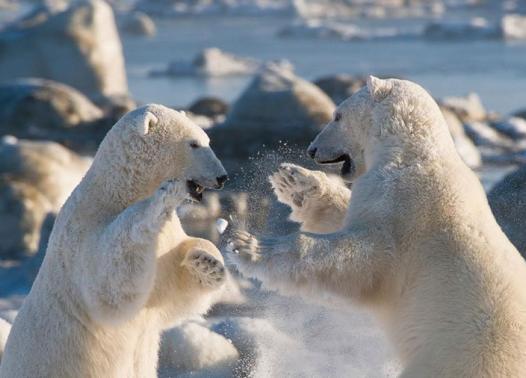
<box><xmin>0</xmin><ymin>105</ymin><xmax>229</xmax><ymax>378</ymax></box>
<box><xmin>230</xmin><ymin>77</ymin><xmax>526</xmax><ymax>377</ymax></box>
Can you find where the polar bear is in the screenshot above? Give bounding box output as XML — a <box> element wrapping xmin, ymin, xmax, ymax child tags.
<box><xmin>229</xmin><ymin>77</ymin><xmax>526</xmax><ymax>377</ymax></box>
<box><xmin>0</xmin><ymin>104</ymin><xmax>229</xmax><ymax>378</ymax></box>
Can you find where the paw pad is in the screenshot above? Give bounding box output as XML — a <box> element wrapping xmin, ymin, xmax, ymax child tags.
<box><xmin>187</xmin><ymin>252</ymin><xmax>226</xmax><ymax>288</ymax></box>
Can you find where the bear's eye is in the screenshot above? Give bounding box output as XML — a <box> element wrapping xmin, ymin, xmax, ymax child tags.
<box><xmin>189</xmin><ymin>141</ymin><xmax>200</xmax><ymax>149</ymax></box>
<box><xmin>334</xmin><ymin>113</ymin><xmax>342</xmax><ymax>122</ymax></box>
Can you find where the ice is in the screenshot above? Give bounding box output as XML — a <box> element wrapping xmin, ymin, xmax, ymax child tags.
<box><xmin>215</xmin><ymin>218</ymin><xmax>229</xmax><ymax>235</ymax></box>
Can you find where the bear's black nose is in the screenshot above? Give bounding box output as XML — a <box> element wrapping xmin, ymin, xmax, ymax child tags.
<box><xmin>307</xmin><ymin>147</ymin><xmax>317</xmax><ymax>159</ymax></box>
<box><xmin>215</xmin><ymin>175</ymin><xmax>228</xmax><ymax>189</ymax></box>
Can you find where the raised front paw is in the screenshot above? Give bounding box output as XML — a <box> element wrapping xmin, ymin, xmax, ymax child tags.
<box><xmin>153</xmin><ymin>179</ymin><xmax>188</xmax><ymax>215</ymax></box>
<box><xmin>269</xmin><ymin>163</ymin><xmax>326</xmax><ymax>209</ymax></box>
<box><xmin>186</xmin><ymin>250</ymin><xmax>226</xmax><ymax>288</ymax></box>
<box><xmin>226</xmin><ymin>229</ymin><xmax>262</xmax><ymax>269</ymax></box>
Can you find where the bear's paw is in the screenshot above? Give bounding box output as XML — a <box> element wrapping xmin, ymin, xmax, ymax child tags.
<box><xmin>269</xmin><ymin>163</ymin><xmax>325</xmax><ymax>209</ymax></box>
<box><xmin>186</xmin><ymin>250</ymin><xmax>226</xmax><ymax>288</ymax></box>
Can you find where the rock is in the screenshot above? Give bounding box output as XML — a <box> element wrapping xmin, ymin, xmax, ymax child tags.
<box><xmin>440</xmin><ymin>92</ymin><xmax>487</xmax><ymax>123</ymax></box>
<box><xmin>0</xmin><ymin>79</ymin><xmax>103</xmax><ymax>138</ymax></box>
<box><xmin>159</xmin><ymin>321</ymin><xmax>239</xmax><ymax>376</ymax></box>
<box><xmin>0</xmin><ymin>0</ymin><xmax>16</xmax><ymax>11</ymax></box>
<box><xmin>482</xmin><ymin>150</ymin><xmax>526</xmax><ymax>165</ymax></box>
<box><xmin>514</xmin><ymin>109</ymin><xmax>526</xmax><ymax>120</ymax></box>
<box><xmin>488</xmin><ymin>165</ymin><xmax>526</xmax><ymax>256</ymax></box>
<box><xmin>119</xmin><ymin>11</ymin><xmax>156</xmax><ymax>37</ymax></box>
<box><xmin>208</xmin><ymin>65</ymin><xmax>334</xmax><ymax>176</ymax></box>
<box><xmin>0</xmin><ymin>0</ymin><xmax>128</xmax><ymax>100</ymax></box>
<box><xmin>94</xmin><ymin>94</ymin><xmax>137</xmax><ymax>121</ymax></box>
<box><xmin>135</xmin><ymin>0</ymin><xmax>295</xmax><ymax>17</ymax></box>
<box><xmin>213</xmin><ymin>63</ymin><xmax>334</xmax><ymax>146</ymax></box>
<box><xmin>0</xmin><ymin>137</ymin><xmax>92</xmax><ymax>207</ymax></box>
<box><xmin>0</xmin><ymin>79</ymin><xmax>115</xmax><ymax>154</ymax></box>
<box><xmin>152</xmin><ymin>47</ymin><xmax>293</xmax><ymax>78</ymax></box>
<box><xmin>440</xmin><ymin>107</ymin><xmax>481</xmax><ymax>168</ymax></box>
<box><xmin>492</xmin><ymin>117</ymin><xmax>526</xmax><ymax>139</ymax></box>
<box><xmin>0</xmin><ymin>138</ymin><xmax>91</xmax><ymax>258</ymax></box>
<box><xmin>0</xmin><ymin>178</ymin><xmax>53</xmax><ymax>259</ymax></box>
<box><xmin>423</xmin><ymin>15</ymin><xmax>526</xmax><ymax>41</ymax></box>
<box><xmin>277</xmin><ymin>19</ymin><xmax>414</xmax><ymax>41</ymax></box>
<box><xmin>314</xmin><ymin>74</ymin><xmax>366</xmax><ymax>105</ymax></box>
<box><xmin>156</xmin><ymin>48</ymin><xmax>258</xmax><ymax>77</ymax></box>
<box><xmin>278</xmin><ymin>19</ymin><xmax>365</xmax><ymax>40</ymax></box>
<box><xmin>224</xmin><ymin>64</ymin><xmax>335</xmax><ymax>130</ymax></box>
<box><xmin>423</xmin><ymin>17</ymin><xmax>500</xmax><ymax>40</ymax></box>
<box><xmin>501</xmin><ymin>14</ymin><xmax>526</xmax><ymax>40</ymax></box>
<box><xmin>189</xmin><ymin>97</ymin><xmax>229</xmax><ymax>119</ymax></box>
<box><xmin>464</xmin><ymin>121</ymin><xmax>514</xmax><ymax>149</ymax></box>
<box><xmin>182</xmin><ymin>111</ymin><xmax>216</xmax><ymax>130</ymax></box>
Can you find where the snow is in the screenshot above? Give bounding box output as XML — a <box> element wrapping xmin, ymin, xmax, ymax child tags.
<box><xmin>159</xmin><ymin>321</ymin><xmax>239</xmax><ymax>376</ymax></box>
<box><xmin>216</xmin><ymin>218</ymin><xmax>229</xmax><ymax>234</ymax></box>
<box><xmin>210</xmin><ymin>289</ymin><xmax>399</xmax><ymax>378</ymax></box>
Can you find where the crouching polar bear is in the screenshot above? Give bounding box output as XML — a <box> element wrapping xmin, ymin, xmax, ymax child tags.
<box><xmin>230</xmin><ymin>77</ymin><xmax>526</xmax><ymax>377</ymax></box>
<box><xmin>0</xmin><ymin>105</ymin><xmax>229</xmax><ymax>378</ymax></box>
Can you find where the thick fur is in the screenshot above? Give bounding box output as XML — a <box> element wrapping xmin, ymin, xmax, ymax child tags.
<box><xmin>230</xmin><ymin>78</ymin><xmax>526</xmax><ymax>377</ymax></box>
<box><xmin>0</xmin><ymin>105</ymin><xmax>228</xmax><ymax>378</ymax></box>
<box><xmin>269</xmin><ymin>163</ymin><xmax>351</xmax><ymax>233</ymax></box>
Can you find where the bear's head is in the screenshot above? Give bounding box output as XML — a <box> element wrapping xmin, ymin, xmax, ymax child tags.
<box><xmin>102</xmin><ymin>104</ymin><xmax>227</xmax><ymax>201</ymax></box>
<box><xmin>307</xmin><ymin>76</ymin><xmax>452</xmax><ymax>182</ymax></box>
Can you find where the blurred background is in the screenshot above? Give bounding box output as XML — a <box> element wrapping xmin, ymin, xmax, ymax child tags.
<box><xmin>0</xmin><ymin>0</ymin><xmax>525</xmax><ymax>377</ymax></box>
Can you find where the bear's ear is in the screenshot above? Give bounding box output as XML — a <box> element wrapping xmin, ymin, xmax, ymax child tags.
<box><xmin>367</xmin><ymin>75</ymin><xmax>392</xmax><ymax>102</ymax></box>
<box><xmin>136</xmin><ymin>111</ymin><xmax>159</xmax><ymax>136</ymax></box>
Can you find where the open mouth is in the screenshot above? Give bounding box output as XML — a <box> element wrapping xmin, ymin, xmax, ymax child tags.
<box><xmin>319</xmin><ymin>154</ymin><xmax>355</xmax><ymax>176</ymax></box>
<box><xmin>187</xmin><ymin>180</ymin><xmax>205</xmax><ymax>201</ymax></box>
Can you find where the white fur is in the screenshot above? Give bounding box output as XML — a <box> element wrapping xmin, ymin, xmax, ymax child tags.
<box><xmin>269</xmin><ymin>163</ymin><xmax>350</xmax><ymax>233</ymax></box>
<box><xmin>0</xmin><ymin>318</ymin><xmax>11</xmax><ymax>362</ymax></box>
<box><xmin>230</xmin><ymin>78</ymin><xmax>526</xmax><ymax>377</ymax></box>
<box><xmin>0</xmin><ymin>104</ymin><xmax>228</xmax><ymax>378</ymax></box>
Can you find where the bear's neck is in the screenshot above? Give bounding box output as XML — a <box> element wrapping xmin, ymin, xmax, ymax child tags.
<box><xmin>75</xmin><ymin>150</ymin><xmax>162</xmax><ymax>218</ymax></box>
<box><xmin>366</xmin><ymin>119</ymin><xmax>458</xmax><ymax>171</ymax></box>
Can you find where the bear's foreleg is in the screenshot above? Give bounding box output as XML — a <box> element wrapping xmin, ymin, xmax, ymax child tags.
<box><xmin>81</xmin><ymin>179</ymin><xmax>188</xmax><ymax>324</ymax></box>
<box><xmin>228</xmin><ymin>227</ymin><xmax>392</xmax><ymax>300</ymax></box>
